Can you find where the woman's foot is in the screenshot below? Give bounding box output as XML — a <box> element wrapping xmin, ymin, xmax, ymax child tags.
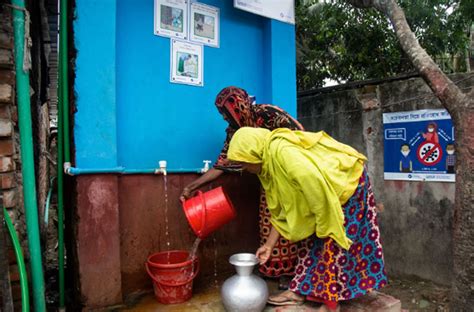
<box><xmin>316</xmin><ymin>304</ymin><xmax>340</xmax><ymax>312</ymax></box>
<box><xmin>267</xmin><ymin>290</ymin><xmax>304</xmax><ymax>306</ymax></box>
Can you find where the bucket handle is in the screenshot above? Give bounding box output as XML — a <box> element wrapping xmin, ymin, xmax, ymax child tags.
<box><xmin>145</xmin><ymin>260</ymin><xmax>200</xmax><ymax>287</ymax></box>
<box><xmin>197</xmin><ymin>190</ymin><xmax>206</xmax><ymax>237</ymax></box>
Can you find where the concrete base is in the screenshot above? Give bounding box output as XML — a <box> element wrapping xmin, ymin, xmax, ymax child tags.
<box><xmin>341</xmin><ymin>291</ymin><xmax>402</xmax><ymax>312</ymax></box>
<box><xmin>122</xmin><ymin>281</ymin><xmax>402</xmax><ymax>312</ymax></box>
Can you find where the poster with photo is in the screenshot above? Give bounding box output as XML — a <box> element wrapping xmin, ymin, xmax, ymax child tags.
<box><xmin>190</xmin><ymin>2</ymin><xmax>219</xmax><ymax>47</ymax></box>
<box><xmin>383</xmin><ymin>109</ymin><xmax>455</xmax><ymax>182</ymax></box>
<box><xmin>154</xmin><ymin>0</ymin><xmax>188</xmax><ymax>40</ymax></box>
<box><xmin>170</xmin><ymin>39</ymin><xmax>203</xmax><ymax>86</ymax></box>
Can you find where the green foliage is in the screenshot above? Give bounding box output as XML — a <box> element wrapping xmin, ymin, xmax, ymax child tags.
<box><xmin>296</xmin><ymin>0</ymin><xmax>473</xmax><ymax>90</ymax></box>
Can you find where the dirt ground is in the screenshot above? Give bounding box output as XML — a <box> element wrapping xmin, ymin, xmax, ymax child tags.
<box><xmin>383</xmin><ymin>276</ymin><xmax>450</xmax><ymax>311</ymax></box>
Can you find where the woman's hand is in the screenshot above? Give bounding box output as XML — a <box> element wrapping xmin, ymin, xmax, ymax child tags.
<box><xmin>179</xmin><ymin>187</ymin><xmax>194</xmax><ymax>203</ymax></box>
<box><xmin>255</xmin><ymin>245</ymin><xmax>272</xmax><ymax>264</ymax></box>
<box><xmin>179</xmin><ymin>168</ymin><xmax>224</xmax><ymax>203</ymax></box>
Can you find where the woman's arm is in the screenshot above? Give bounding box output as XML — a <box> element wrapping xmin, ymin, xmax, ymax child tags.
<box><xmin>180</xmin><ymin>168</ymin><xmax>224</xmax><ymax>201</ymax></box>
<box><xmin>256</xmin><ymin>226</ymin><xmax>280</xmax><ymax>264</ymax></box>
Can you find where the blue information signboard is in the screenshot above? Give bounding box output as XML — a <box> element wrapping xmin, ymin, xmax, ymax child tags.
<box><xmin>383</xmin><ymin>109</ymin><xmax>455</xmax><ymax>182</ymax></box>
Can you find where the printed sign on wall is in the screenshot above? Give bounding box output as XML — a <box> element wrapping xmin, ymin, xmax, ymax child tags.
<box><xmin>190</xmin><ymin>2</ymin><xmax>220</xmax><ymax>47</ymax></box>
<box><xmin>234</xmin><ymin>0</ymin><xmax>295</xmax><ymax>24</ymax></box>
<box><xmin>383</xmin><ymin>109</ymin><xmax>455</xmax><ymax>182</ymax></box>
<box><xmin>170</xmin><ymin>39</ymin><xmax>203</xmax><ymax>86</ymax></box>
<box><xmin>154</xmin><ymin>0</ymin><xmax>189</xmax><ymax>40</ymax></box>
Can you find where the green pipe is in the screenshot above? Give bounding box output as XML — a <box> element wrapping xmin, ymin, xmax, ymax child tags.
<box><xmin>60</xmin><ymin>0</ymin><xmax>70</xmax><ymax>163</ymax></box>
<box><xmin>4</xmin><ymin>208</ymin><xmax>30</xmax><ymax>312</ymax></box>
<box><xmin>43</xmin><ymin>177</ymin><xmax>55</xmax><ymax>226</ymax></box>
<box><xmin>57</xmin><ymin>0</ymin><xmax>67</xmax><ymax>304</ymax></box>
<box><xmin>56</xmin><ymin>77</ymin><xmax>65</xmax><ymax>308</ymax></box>
<box><xmin>11</xmin><ymin>1</ymin><xmax>47</xmax><ymax>311</ymax></box>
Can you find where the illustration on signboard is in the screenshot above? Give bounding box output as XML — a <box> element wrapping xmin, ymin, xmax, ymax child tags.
<box><xmin>445</xmin><ymin>143</ymin><xmax>455</xmax><ymax>174</ymax></box>
<box><xmin>399</xmin><ymin>143</ymin><xmax>413</xmax><ymax>173</ymax></box>
<box><xmin>383</xmin><ymin>109</ymin><xmax>455</xmax><ymax>182</ymax></box>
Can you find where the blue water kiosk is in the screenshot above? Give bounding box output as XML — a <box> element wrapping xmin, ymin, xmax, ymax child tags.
<box><xmin>72</xmin><ymin>0</ymin><xmax>297</xmax><ymax>308</ymax></box>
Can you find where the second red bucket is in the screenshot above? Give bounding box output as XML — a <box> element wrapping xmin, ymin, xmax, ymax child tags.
<box><xmin>182</xmin><ymin>186</ymin><xmax>236</xmax><ymax>239</ymax></box>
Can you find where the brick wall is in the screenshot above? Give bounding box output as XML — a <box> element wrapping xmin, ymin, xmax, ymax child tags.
<box><xmin>0</xmin><ymin>2</ymin><xmax>26</xmax><ymax>309</ymax></box>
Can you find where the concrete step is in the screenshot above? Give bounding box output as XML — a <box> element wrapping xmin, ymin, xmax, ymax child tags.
<box><xmin>341</xmin><ymin>291</ymin><xmax>403</xmax><ymax>312</ymax></box>
<box><xmin>264</xmin><ymin>292</ymin><xmax>403</xmax><ymax>312</ymax></box>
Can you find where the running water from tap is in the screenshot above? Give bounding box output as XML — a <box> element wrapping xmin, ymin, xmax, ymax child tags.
<box><xmin>213</xmin><ymin>235</ymin><xmax>219</xmax><ymax>288</ymax></box>
<box><xmin>163</xmin><ymin>175</ymin><xmax>171</xmax><ymax>264</ymax></box>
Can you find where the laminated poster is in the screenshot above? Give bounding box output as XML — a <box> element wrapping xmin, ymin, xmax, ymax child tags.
<box><xmin>154</xmin><ymin>0</ymin><xmax>188</xmax><ymax>40</ymax></box>
<box><xmin>170</xmin><ymin>39</ymin><xmax>203</xmax><ymax>86</ymax></box>
<box><xmin>190</xmin><ymin>2</ymin><xmax>220</xmax><ymax>47</ymax></box>
<box><xmin>383</xmin><ymin>109</ymin><xmax>455</xmax><ymax>182</ymax></box>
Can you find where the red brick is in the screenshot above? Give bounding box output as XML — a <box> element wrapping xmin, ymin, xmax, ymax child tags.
<box><xmin>0</xmin><ymin>104</ymin><xmax>11</xmax><ymax>118</ymax></box>
<box><xmin>0</xmin><ymin>83</ymin><xmax>12</xmax><ymax>103</ymax></box>
<box><xmin>0</xmin><ymin>69</ymin><xmax>14</xmax><ymax>84</ymax></box>
<box><xmin>0</xmin><ymin>156</ymin><xmax>14</xmax><ymax>171</ymax></box>
<box><xmin>3</xmin><ymin>189</ymin><xmax>17</xmax><ymax>208</ymax></box>
<box><xmin>1</xmin><ymin>172</ymin><xmax>15</xmax><ymax>188</ymax></box>
<box><xmin>0</xmin><ymin>139</ymin><xmax>14</xmax><ymax>155</ymax></box>
<box><xmin>0</xmin><ymin>49</ymin><xmax>13</xmax><ymax>67</ymax></box>
<box><xmin>9</xmin><ymin>264</ymin><xmax>19</xmax><ymax>282</ymax></box>
<box><xmin>0</xmin><ymin>118</ymin><xmax>12</xmax><ymax>136</ymax></box>
<box><xmin>10</xmin><ymin>283</ymin><xmax>21</xmax><ymax>301</ymax></box>
<box><xmin>0</xmin><ymin>32</ymin><xmax>12</xmax><ymax>49</ymax></box>
<box><xmin>8</xmin><ymin>248</ymin><xmax>17</xmax><ymax>264</ymax></box>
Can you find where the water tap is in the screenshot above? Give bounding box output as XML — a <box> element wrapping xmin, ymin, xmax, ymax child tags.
<box><xmin>155</xmin><ymin>160</ymin><xmax>167</xmax><ymax>176</ymax></box>
<box><xmin>201</xmin><ymin>160</ymin><xmax>212</xmax><ymax>173</ymax></box>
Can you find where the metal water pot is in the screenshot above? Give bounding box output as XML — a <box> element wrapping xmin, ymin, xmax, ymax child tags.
<box><xmin>221</xmin><ymin>253</ymin><xmax>269</xmax><ymax>312</ymax></box>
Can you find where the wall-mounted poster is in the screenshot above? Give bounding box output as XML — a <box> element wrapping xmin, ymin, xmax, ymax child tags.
<box><xmin>190</xmin><ymin>2</ymin><xmax>219</xmax><ymax>47</ymax></box>
<box><xmin>383</xmin><ymin>109</ymin><xmax>455</xmax><ymax>182</ymax></box>
<box><xmin>154</xmin><ymin>0</ymin><xmax>188</xmax><ymax>40</ymax></box>
<box><xmin>234</xmin><ymin>0</ymin><xmax>295</xmax><ymax>25</ymax></box>
<box><xmin>170</xmin><ymin>39</ymin><xmax>203</xmax><ymax>86</ymax></box>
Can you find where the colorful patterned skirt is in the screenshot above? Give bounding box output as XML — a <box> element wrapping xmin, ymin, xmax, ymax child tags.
<box><xmin>259</xmin><ymin>188</ymin><xmax>298</xmax><ymax>277</ymax></box>
<box><xmin>289</xmin><ymin>171</ymin><xmax>387</xmax><ymax>303</ymax></box>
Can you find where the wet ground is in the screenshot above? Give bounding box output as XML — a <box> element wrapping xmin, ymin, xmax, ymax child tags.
<box><xmin>383</xmin><ymin>277</ymin><xmax>449</xmax><ymax>312</ymax></box>
<box><xmin>118</xmin><ymin>277</ymin><xmax>449</xmax><ymax>311</ymax></box>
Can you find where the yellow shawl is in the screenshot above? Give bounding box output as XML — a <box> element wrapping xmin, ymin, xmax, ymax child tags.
<box><xmin>227</xmin><ymin>127</ymin><xmax>367</xmax><ymax>250</ymax></box>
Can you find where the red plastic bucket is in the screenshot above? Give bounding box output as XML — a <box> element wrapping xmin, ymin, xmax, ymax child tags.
<box><xmin>182</xmin><ymin>186</ymin><xmax>236</xmax><ymax>239</ymax></box>
<box><xmin>145</xmin><ymin>250</ymin><xmax>199</xmax><ymax>304</ymax></box>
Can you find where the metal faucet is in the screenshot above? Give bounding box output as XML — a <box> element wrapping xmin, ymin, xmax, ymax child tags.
<box><xmin>155</xmin><ymin>160</ymin><xmax>167</xmax><ymax>176</ymax></box>
<box><xmin>201</xmin><ymin>160</ymin><xmax>212</xmax><ymax>173</ymax></box>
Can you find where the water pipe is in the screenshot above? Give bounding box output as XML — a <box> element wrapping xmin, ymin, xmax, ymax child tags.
<box><xmin>58</xmin><ymin>0</ymin><xmax>69</xmax><ymax>307</ymax></box>
<box><xmin>11</xmin><ymin>1</ymin><xmax>47</xmax><ymax>310</ymax></box>
<box><xmin>43</xmin><ymin>177</ymin><xmax>55</xmax><ymax>226</ymax></box>
<box><xmin>66</xmin><ymin>166</ymin><xmax>204</xmax><ymax>175</ymax></box>
<box><xmin>4</xmin><ymin>208</ymin><xmax>29</xmax><ymax>312</ymax></box>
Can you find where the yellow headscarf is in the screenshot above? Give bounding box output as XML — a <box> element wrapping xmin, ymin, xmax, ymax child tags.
<box><xmin>228</xmin><ymin>127</ymin><xmax>367</xmax><ymax>250</ymax></box>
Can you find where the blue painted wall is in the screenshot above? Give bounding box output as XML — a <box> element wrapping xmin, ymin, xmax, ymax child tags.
<box><xmin>74</xmin><ymin>0</ymin><xmax>297</xmax><ymax>170</ymax></box>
